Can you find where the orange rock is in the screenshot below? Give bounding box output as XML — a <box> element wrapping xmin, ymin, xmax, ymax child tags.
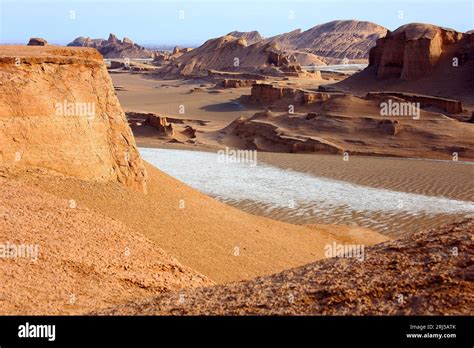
<box><xmin>369</xmin><ymin>23</ymin><xmax>468</xmax><ymax>80</ymax></box>
<box><xmin>0</xmin><ymin>46</ymin><xmax>147</xmax><ymax>192</ymax></box>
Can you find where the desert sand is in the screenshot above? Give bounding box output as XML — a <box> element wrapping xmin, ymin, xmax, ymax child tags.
<box><xmin>0</xmin><ymin>45</ymin><xmax>392</xmax><ymax>315</ymax></box>
<box><xmin>98</xmin><ymin>218</ymin><xmax>474</xmax><ymax>315</ymax></box>
<box><xmin>109</xmin><ymin>46</ymin><xmax>473</xmax><ymax>238</ymax></box>
<box><xmin>0</xmin><ymin>176</ymin><xmax>211</xmax><ymax>315</ymax></box>
<box><xmin>5</xmin><ymin>162</ymin><xmax>387</xmax><ymax>285</ymax></box>
<box><xmin>1</xmin><ymin>18</ymin><xmax>473</xmax><ymax>317</ymax></box>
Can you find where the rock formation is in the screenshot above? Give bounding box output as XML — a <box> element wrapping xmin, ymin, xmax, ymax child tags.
<box><xmin>266</xmin><ymin>20</ymin><xmax>388</xmax><ymax>63</ymax></box>
<box><xmin>369</xmin><ymin>23</ymin><xmax>467</xmax><ymax>80</ymax></box>
<box><xmin>158</xmin><ymin>20</ymin><xmax>387</xmax><ymax>78</ymax></box>
<box><xmin>366</xmin><ymin>91</ymin><xmax>463</xmax><ymax>114</ymax></box>
<box><xmin>232</xmin><ymin>88</ymin><xmax>474</xmax><ymax>159</ymax></box>
<box><xmin>243</xmin><ymin>83</ymin><xmax>331</xmax><ymax>106</ymax></box>
<box><xmin>220</xmin><ymin>79</ymin><xmax>257</xmax><ymax>88</ymax></box>
<box><xmin>227</xmin><ymin>30</ymin><xmax>263</xmax><ymax>45</ymax></box>
<box><xmin>338</xmin><ymin>23</ymin><xmax>474</xmax><ymax>101</ymax></box>
<box><xmin>68</xmin><ymin>33</ymin><xmax>153</xmax><ymax>58</ymax></box>
<box><xmin>157</xmin><ymin>34</ymin><xmax>324</xmax><ymax>78</ymax></box>
<box><xmin>27</xmin><ymin>38</ymin><xmax>48</xmax><ymax>46</ymax></box>
<box><xmin>0</xmin><ymin>46</ymin><xmax>147</xmax><ymax>192</ymax></box>
<box><xmin>0</xmin><ymin>178</ymin><xmax>211</xmax><ymax>314</ymax></box>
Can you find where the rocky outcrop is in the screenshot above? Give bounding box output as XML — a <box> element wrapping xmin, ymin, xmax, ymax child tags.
<box><xmin>227</xmin><ymin>31</ymin><xmax>263</xmax><ymax>45</ymax></box>
<box><xmin>172</xmin><ymin>46</ymin><xmax>193</xmax><ymax>55</ymax></box>
<box><xmin>27</xmin><ymin>38</ymin><xmax>48</xmax><ymax>46</ymax></box>
<box><xmin>207</xmin><ymin>70</ymin><xmax>266</xmax><ymax>81</ymax></box>
<box><xmin>157</xmin><ymin>35</ymin><xmax>321</xmax><ymax>78</ymax></box>
<box><xmin>219</xmin><ymin>113</ymin><xmax>343</xmax><ymax>154</ymax></box>
<box><xmin>148</xmin><ymin>115</ymin><xmax>174</xmax><ymax>136</ymax></box>
<box><xmin>366</xmin><ymin>91</ymin><xmax>463</xmax><ymax>114</ymax></box>
<box><xmin>0</xmin><ymin>46</ymin><xmax>147</xmax><ymax>192</ymax></box>
<box><xmin>122</xmin><ymin>37</ymin><xmax>134</xmax><ymax>45</ymax></box>
<box><xmin>267</xmin><ymin>20</ymin><xmax>388</xmax><ymax>63</ymax></box>
<box><xmin>0</xmin><ymin>178</ymin><xmax>211</xmax><ymax>314</ymax></box>
<box><xmin>220</xmin><ymin>79</ymin><xmax>257</xmax><ymax>88</ymax></box>
<box><xmin>245</xmin><ymin>83</ymin><xmax>332</xmax><ymax>106</ymax></box>
<box><xmin>68</xmin><ymin>33</ymin><xmax>153</xmax><ymax>58</ymax></box>
<box><xmin>338</xmin><ymin>24</ymin><xmax>474</xmax><ymax>101</ymax></box>
<box><xmin>369</xmin><ymin>23</ymin><xmax>468</xmax><ymax>80</ymax></box>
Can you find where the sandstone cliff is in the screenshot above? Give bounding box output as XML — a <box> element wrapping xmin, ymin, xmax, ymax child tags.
<box><xmin>0</xmin><ymin>46</ymin><xmax>147</xmax><ymax>192</ymax></box>
<box><xmin>369</xmin><ymin>23</ymin><xmax>467</xmax><ymax>80</ymax></box>
<box><xmin>338</xmin><ymin>23</ymin><xmax>474</xmax><ymax>101</ymax></box>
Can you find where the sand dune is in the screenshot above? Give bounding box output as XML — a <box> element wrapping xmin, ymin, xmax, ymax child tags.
<box><xmin>5</xmin><ymin>161</ymin><xmax>388</xmax><ymax>284</ymax></box>
<box><xmin>0</xmin><ymin>177</ymin><xmax>211</xmax><ymax>315</ymax></box>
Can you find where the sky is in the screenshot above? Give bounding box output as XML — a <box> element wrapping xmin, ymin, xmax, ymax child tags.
<box><xmin>1</xmin><ymin>0</ymin><xmax>473</xmax><ymax>46</ymax></box>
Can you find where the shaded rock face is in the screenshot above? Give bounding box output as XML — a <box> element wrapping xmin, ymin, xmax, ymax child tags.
<box><xmin>0</xmin><ymin>46</ymin><xmax>147</xmax><ymax>192</ymax></box>
<box><xmin>268</xmin><ymin>20</ymin><xmax>387</xmax><ymax>62</ymax></box>
<box><xmin>68</xmin><ymin>33</ymin><xmax>153</xmax><ymax>59</ymax></box>
<box><xmin>27</xmin><ymin>38</ymin><xmax>48</xmax><ymax>46</ymax></box>
<box><xmin>369</xmin><ymin>23</ymin><xmax>468</xmax><ymax>80</ymax></box>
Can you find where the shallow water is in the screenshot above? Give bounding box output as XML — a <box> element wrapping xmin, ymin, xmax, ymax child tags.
<box><xmin>140</xmin><ymin>148</ymin><xmax>474</xmax><ymax>237</ymax></box>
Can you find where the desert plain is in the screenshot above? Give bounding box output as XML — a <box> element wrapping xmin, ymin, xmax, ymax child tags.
<box><xmin>0</xmin><ymin>18</ymin><xmax>473</xmax><ymax>315</ymax></box>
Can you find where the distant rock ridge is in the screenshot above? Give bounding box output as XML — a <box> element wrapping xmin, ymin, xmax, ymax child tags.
<box><xmin>158</xmin><ymin>35</ymin><xmax>323</xmax><ymax>78</ymax></box>
<box><xmin>266</xmin><ymin>20</ymin><xmax>388</xmax><ymax>62</ymax></box>
<box><xmin>0</xmin><ymin>46</ymin><xmax>147</xmax><ymax>192</ymax></box>
<box><xmin>226</xmin><ymin>31</ymin><xmax>263</xmax><ymax>45</ymax></box>
<box><xmin>68</xmin><ymin>33</ymin><xmax>153</xmax><ymax>58</ymax></box>
<box><xmin>158</xmin><ymin>20</ymin><xmax>387</xmax><ymax>77</ymax></box>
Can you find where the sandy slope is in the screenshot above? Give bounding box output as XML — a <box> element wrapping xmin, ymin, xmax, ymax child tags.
<box><xmin>0</xmin><ymin>178</ymin><xmax>211</xmax><ymax>315</ymax></box>
<box><xmin>97</xmin><ymin>219</ymin><xmax>474</xmax><ymax>315</ymax></box>
<box><xmin>4</xmin><ymin>162</ymin><xmax>388</xmax><ymax>284</ymax></box>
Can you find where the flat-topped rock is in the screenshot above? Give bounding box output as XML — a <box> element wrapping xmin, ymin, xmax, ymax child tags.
<box><xmin>27</xmin><ymin>37</ymin><xmax>48</xmax><ymax>46</ymax></box>
<box><xmin>0</xmin><ymin>46</ymin><xmax>147</xmax><ymax>192</ymax></box>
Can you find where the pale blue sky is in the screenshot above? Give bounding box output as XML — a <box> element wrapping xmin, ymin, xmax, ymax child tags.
<box><xmin>1</xmin><ymin>0</ymin><xmax>473</xmax><ymax>46</ymax></box>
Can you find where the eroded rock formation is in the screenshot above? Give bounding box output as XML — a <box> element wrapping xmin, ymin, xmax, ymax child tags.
<box><xmin>68</xmin><ymin>33</ymin><xmax>153</xmax><ymax>58</ymax></box>
<box><xmin>244</xmin><ymin>83</ymin><xmax>332</xmax><ymax>106</ymax></box>
<box><xmin>369</xmin><ymin>23</ymin><xmax>469</xmax><ymax>80</ymax></box>
<box><xmin>27</xmin><ymin>38</ymin><xmax>48</xmax><ymax>46</ymax></box>
<box><xmin>0</xmin><ymin>46</ymin><xmax>147</xmax><ymax>192</ymax></box>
